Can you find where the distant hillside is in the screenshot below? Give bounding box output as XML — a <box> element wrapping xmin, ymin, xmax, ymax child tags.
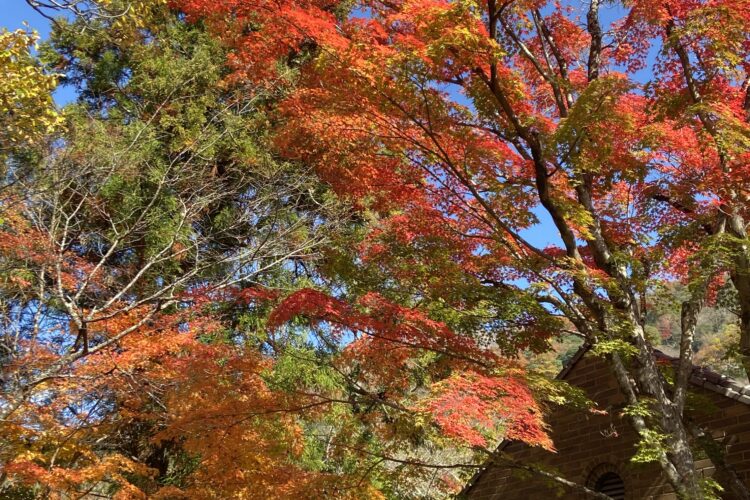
<box><xmin>528</xmin><ymin>282</ymin><xmax>746</xmax><ymax>382</ymax></box>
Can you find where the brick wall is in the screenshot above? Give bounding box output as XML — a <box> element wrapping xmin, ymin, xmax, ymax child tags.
<box><xmin>463</xmin><ymin>354</ymin><xmax>750</xmax><ymax>499</ymax></box>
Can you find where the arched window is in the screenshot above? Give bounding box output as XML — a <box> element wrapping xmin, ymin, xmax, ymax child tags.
<box><xmin>593</xmin><ymin>471</ymin><xmax>625</xmax><ymax>500</ymax></box>
<box><xmin>586</xmin><ymin>464</ymin><xmax>625</xmax><ymax>500</ymax></box>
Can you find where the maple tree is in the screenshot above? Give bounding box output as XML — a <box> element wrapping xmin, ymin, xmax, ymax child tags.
<box><xmin>1</xmin><ymin>4</ymin><xmax>555</xmax><ymax>498</ymax></box>
<box><xmin>174</xmin><ymin>0</ymin><xmax>750</xmax><ymax>497</ymax></box>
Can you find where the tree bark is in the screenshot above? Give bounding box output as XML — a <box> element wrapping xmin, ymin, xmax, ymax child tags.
<box><xmin>609</xmin><ymin>336</ymin><xmax>702</xmax><ymax>499</ymax></box>
<box><xmin>689</xmin><ymin>423</ymin><xmax>750</xmax><ymax>500</ymax></box>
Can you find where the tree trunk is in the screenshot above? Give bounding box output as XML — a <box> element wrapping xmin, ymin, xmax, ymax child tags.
<box><xmin>609</xmin><ymin>321</ymin><xmax>704</xmax><ymax>499</ymax></box>
<box><xmin>689</xmin><ymin>423</ymin><xmax>750</xmax><ymax>500</ymax></box>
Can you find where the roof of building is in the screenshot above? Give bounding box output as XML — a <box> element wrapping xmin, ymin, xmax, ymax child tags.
<box><xmin>564</xmin><ymin>343</ymin><xmax>750</xmax><ymax>405</ymax></box>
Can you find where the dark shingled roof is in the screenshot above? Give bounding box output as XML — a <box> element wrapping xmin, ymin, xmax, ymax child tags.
<box><xmin>653</xmin><ymin>349</ymin><xmax>750</xmax><ymax>405</ymax></box>
<box><xmin>560</xmin><ymin>343</ymin><xmax>750</xmax><ymax>405</ymax></box>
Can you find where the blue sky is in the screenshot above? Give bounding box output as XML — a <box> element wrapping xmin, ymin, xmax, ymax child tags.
<box><xmin>2</xmin><ymin>2</ymin><xmax>52</xmax><ymax>37</ymax></box>
<box><xmin>0</xmin><ymin>0</ymin><xmax>49</xmax><ymax>31</ymax></box>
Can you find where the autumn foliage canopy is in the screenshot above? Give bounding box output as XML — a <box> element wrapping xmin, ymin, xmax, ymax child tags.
<box><xmin>1</xmin><ymin>0</ymin><xmax>750</xmax><ymax>498</ymax></box>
